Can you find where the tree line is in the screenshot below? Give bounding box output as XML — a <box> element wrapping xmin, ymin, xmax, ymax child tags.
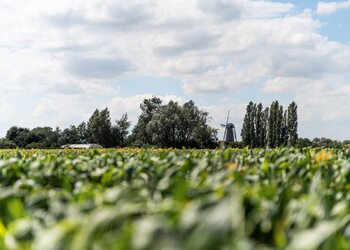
<box><xmin>0</xmin><ymin>108</ymin><xmax>131</xmax><ymax>149</ymax></box>
<box><xmin>0</xmin><ymin>96</ymin><xmax>344</xmax><ymax>149</ymax></box>
<box><xmin>0</xmin><ymin>97</ymin><xmax>218</xmax><ymax>149</ymax></box>
<box><xmin>241</xmin><ymin>101</ymin><xmax>298</xmax><ymax>148</ymax></box>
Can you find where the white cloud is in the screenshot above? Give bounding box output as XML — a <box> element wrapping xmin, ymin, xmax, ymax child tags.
<box><xmin>0</xmin><ymin>1</ymin><xmax>334</xmax><ymax>96</ymax></box>
<box><xmin>295</xmin><ymin>79</ymin><xmax>350</xmax><ymax>139</ymax></box>
<box><xmin>317</xmin><ymin>1</ymin><xmax>350</xmax><ymax>15</ymax></box>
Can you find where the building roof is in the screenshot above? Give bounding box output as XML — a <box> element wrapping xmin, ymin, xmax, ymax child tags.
<box><xmin>61</xmin><ymin>144</ymin><xmax>103</xmax><ymax>149</ymax></box>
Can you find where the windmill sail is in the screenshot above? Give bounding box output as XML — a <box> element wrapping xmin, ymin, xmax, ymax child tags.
<box><xmin>223</xmin><ymin>111</ymin><xmax>230</xmax><ymax>141</ymax></box>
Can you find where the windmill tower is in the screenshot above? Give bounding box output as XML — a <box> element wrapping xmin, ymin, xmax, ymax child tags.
<box><xmin>220</xmin><ymin>111</ymin><xmax>237</xmax><ymax>144</ymax></box>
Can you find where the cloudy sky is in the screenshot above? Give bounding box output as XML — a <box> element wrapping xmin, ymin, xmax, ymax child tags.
<box><xmin>0</xmin><ymin>0</ymin><xmax>349</xmax><ymax>140</ymax></box>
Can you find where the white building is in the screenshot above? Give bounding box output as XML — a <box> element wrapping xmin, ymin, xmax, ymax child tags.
<box><xmin>61</xmin><ymin>144</ymin><xmax>103</xmax><ymax>149</ymax></box>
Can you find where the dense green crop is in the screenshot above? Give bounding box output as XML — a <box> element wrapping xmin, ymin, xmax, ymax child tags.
<box><xmin>1</xmin><ymin>148</ymin><xmax>350</xmax><ymax>249</ymax></box>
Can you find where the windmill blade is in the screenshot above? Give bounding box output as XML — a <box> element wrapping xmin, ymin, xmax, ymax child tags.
<box><xmin>223</xmin><ymin>128</ymin><xmax>227</xmax><ymax>142</ymax></box>
<box><xmin>233</xmin><ymin>127</ymin><xmax>237</xmax><ymax>142</ymax></box>
<box><xmin>222</xmin><ymin>110</ymin><xmax>230</xmax><ymax>142</ymax></box>
<box><xmin>231</xmin><ymin>123</ymin><xmax>237</xmax><ymax>142</ymax></box>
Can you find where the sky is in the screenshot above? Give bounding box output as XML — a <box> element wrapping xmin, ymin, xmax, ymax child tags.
<box><xmin>0</xmin><ymin>0</ymin><xmax>350</xmax><ymax>140</ymax></box>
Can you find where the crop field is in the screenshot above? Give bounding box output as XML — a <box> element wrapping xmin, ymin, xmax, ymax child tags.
<box><xmin>1</xmin><ymin>148</ymin><xmax>350</xmax><ymax>249</ymax></box>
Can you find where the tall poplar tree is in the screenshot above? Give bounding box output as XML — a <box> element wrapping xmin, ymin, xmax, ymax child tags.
<box><xmin>241</xmin><ymin>102</ymin><xmax>254</xmax><ymax>147</ymax></box>
<box><xmin>261</xmin><ymin>107</ymin><xmax>269</xmax><ymax>147</ymax></box>
<box><xmin>268</xmin><ymin>101</ymin><xmax>278</xmax><ymax>147</ymax></box>
<box><xmin>276</xmin><ymin>105</ymin><xmax>284</xmax><ymax>146</ymax></box>
<box><xmin>250</xmin><ymin>104</ymin><xmax>257</xmax><ymax>147</ymax></box>
<box><xmin>288</xmin><ymin>101</ymin><xmax>298</xmax><ymax>146</ymax></box>
<box><xmin>281</xmin><ymin>110</ymin><xmax>289</xmax><ymax>145</ymax></box>
<box><xmin>255</xmin><ymin>103</ymin><xmax>263</xmax><ymax>147</ymax></box>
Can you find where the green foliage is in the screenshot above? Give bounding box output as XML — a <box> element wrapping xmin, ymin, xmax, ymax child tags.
<box><xmin>85</xmin><ymin>108</ymin><xmax>131</xmax><ymax>147</ymax></box>
<box><xmin>312</xmin><ymin>138</ymin><xmax>342</xmax><ymax>148</ymax></box>
<box><xmin>6</xmin><ymin>127</ymin><xmax>33</xmax><ymax>148</ymax></box>
<box><xmin>241</xmin><ymin>101</ymin><xmax>255</xmax><ymax>148</ymax></box>
<box><xmin>261</xmin><ymin>107</ymin><xmax>269</xmax><ymax>147</ymax></box>
<box><xmin>131</xmin><ymin>96</ymin><xmax>162</xmax><ymax>145</ymax></box>
<box><xmin>87</xmin><ymin>108</ymin><xmax>113</xmax><ymax>147</ymax></box>
<box><xmin>255</xmin><ymin>103</ymin><xmax>263</xmax><ymax>148</ymax></box>
<box><xmin>133</xmin><ymin>98</ymin><xmax>217</xmax><ymax>148</ymax></box>
<box><xmin>242</xmin><ymin>101</ymin><xmax>298</xmax><ymax>148</ymax></box>
<box><xmin>112</xmin><ymin>114</ymin><xmax>131</xmax><ymax>147</ymax></box>
<box><xmin>268</xmin><ymin>100</ymin><xmax>282</xmax><ymax>147</ymax></box>
<box><xmin>288</xmin><ymin>101</ymin><xmax>298</xmax><ymax>146</ymax></box>
<box><xmin>0</xmin><ymin>148</ymin><xmax>350</xmax><ymax>249</ymax></box>
<box><xmin>58</xmin><ymin>126</ymin><xmax>80</xmax><ymax>145</ymax></box>
<box><xmin>2</xmin><ymin>96</ymin><xmax>216</xmax><ymax>149</ymax></box>
<box><xmin>5</xmin><ymin>126</ymin><xmax>60</xmax><ymax>149</ymax></box>
<box><xmin>2</xmin><ymin>110</ymin><xmax>130</xmax><ymax>149</ymax></box>
<box><xmin>296</xmin><ymin>137</ymin><xmax>313</xmax><ymax>147</ymax></box>
<box><xmin>77</xmin><ymin>122</ymin><xmax>89</xmax><ymax>144</ymax></box>
<box><xmin>0</xmin><ymin>139</ymin><xmax>17</xmax><ymax>149</ymax></box>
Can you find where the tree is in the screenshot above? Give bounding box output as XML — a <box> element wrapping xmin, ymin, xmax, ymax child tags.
<box><xmin>268</xmin><ymin>101</ymin><xmax>277</xmax><ymax>147</ymax></box>
<box><xmin>77</xmin><ymin>122</ymin><xmax>89</xmax><ymax>143</ymax></box>
<box><xmin>111</xmin><ymin>113</ymin><xmax>131</xmax><ymax>147</ymax></box>
<box><xmin>255</xmin><ymin>103</ymin><xmax>263</xmax><ymax>147</ymax></box>
<box><xmin>312</xmin><ymin>137</ymin><xmax>341</xmax><ymax>148</ymax></box>
<box><xmin>343</xmin><ymin>140</ymin><xmax>350</xmax><ymax>146</ymax></box>
<box><xmin>131</xmin><ymin>96</ymin><xmax>162</xmax><ymax>145</ymax></box>
<box><xmin>146</xmin><ymin>101</ymin><xmax>181</xmax><ymax>147</ymax></box>
<box><xmin>0</xmin><ymin>138</ymin><xmax>17</xmax><ymax>149</ymax></box>
<box><xmin>250</xmin><ymin>104</ymin><xmax>257</xmax><ymax>147</ymax></box>
<box><xmin>5</xmin><ymin>126</ymin><xmax>59</xmax><ymax>148</ymax></box>
<box><xmin>287</xmin><ymin>101</ymin><xmax>298</xmax><ymax>146</ymax></box>
<box><xmin>241</xmin><ymin>102</ymin><xmax>255</xmax><ymax>147</ymax></box>
<box><xmin>6</xmin><ymin>127</ymin><xmax>31</xmax><ymax>148</ymax></box>
<box><xmin>145</xmin><ymin>100</ymin><xmax>217</xmax><ymax>148</ymax></box>
<box><xmin>182</xmin><ymin>100</ymin><xmax>217</xmax><ymax>148</ymax></box>
<box><xmin>261</xmin><ymin>107</ymin><xmax>269</xmax><ymax>147</ymax></box>
<box><xmin>281</xmin><ymin>110</ymin><xmax>289</xmax><ymax>145</ymax></box>
<box><xmin>87</xmin><ymin>108</ymin><xmax>112</xmax><ymax>147</ymax></box>
<box><xmin>276</xmin><ymin>105</ymin><xmax>284</xmax><ymax>146</ymax></box>
<box><xmin>30</xmin><ymin>127</ymin><xmax>60</xmax><ymax>148</ymax></box>
<box><xmin>297</xmin><ymin>138</ymin><xmax>312</xmax><ymax>147</ymax></box>
<box><xmin>268</xmin><ymin>101</ymin><xmax>284</xmax><ymax>147</ymax></box>
<box><xmin>58</xmin><ymin>126</ymin><xmax>80</xmax><ymax>146</ymax></box>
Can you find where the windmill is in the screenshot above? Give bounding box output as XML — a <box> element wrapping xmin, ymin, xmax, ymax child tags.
<box><xmin>220</xmin><ymin>111</ymin><xmax>237</xmax><ymax>144</ymax></box>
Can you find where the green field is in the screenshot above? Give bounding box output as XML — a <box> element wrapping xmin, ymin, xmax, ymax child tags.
<box><xmin>1</xmin><ymin>148</ymin><xmax>350</xmax><ymax>249</ymax></box>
